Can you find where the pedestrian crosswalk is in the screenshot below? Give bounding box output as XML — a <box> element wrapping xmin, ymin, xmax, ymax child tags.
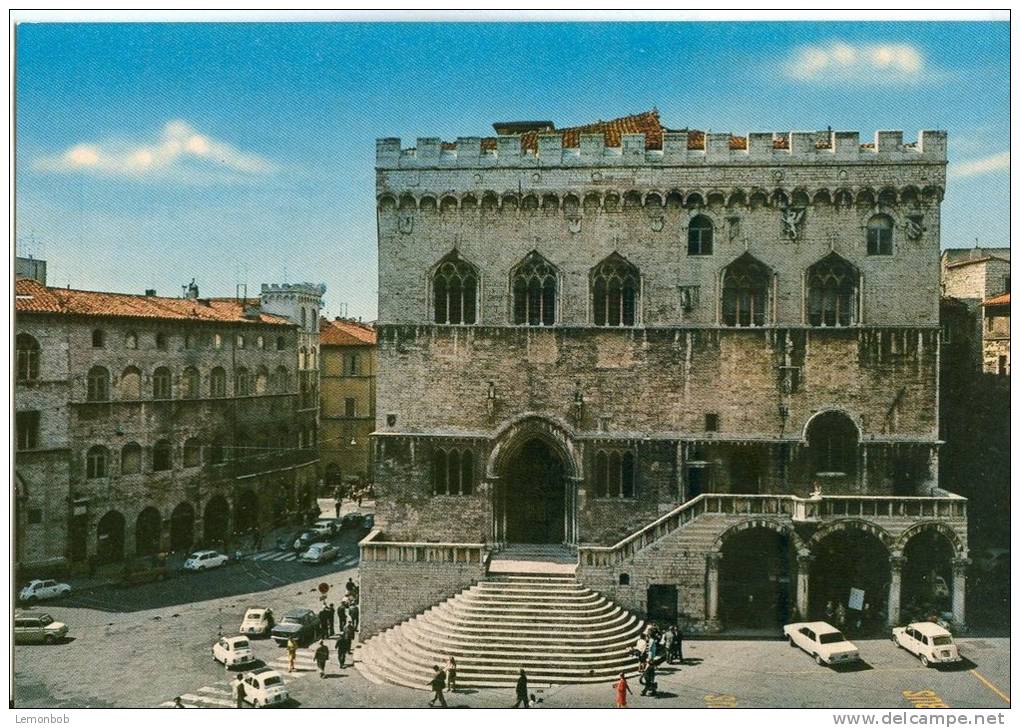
<box><xmin>249</xmin><ymin>548</ymin><xmax>299</xmax><ymax>562</ymax></box>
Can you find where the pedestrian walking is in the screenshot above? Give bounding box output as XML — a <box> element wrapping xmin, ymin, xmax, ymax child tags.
<box><xmin>648</xmin><ymin>632</ymin><xmax>659</xmax><ymax>663</ymax></box>
<box><xmin>445</xmin><ymin>656</ymin><xmax>458</xmax><ymax>692</ymax></box>
<box><xmin>326</xmin><ymin>602</ymin><xmax>336</xmax><ymax>636</ymax></box>
<box><xmin>614</xmin><ymin>673</ymin><xmax>633</xmax><ymax>708</ymax></box>
<box><xmin>233</xmin><ymin>674</ymin><xmax>246</xmax><ymax>708</ymax></box>
<box><xmin>345</xmin><ymin>577</ymin><xmax>358</xmax><ymax>600</ymax></box>
<box><xmin>632</xmin><ymin>635</ymin><xmax>648</xmax><ymax>662</ymax></box>
<box><xmin>836</xmin><ymin>602</ymin><xmax>847</xmax><ymax>629</ymax></box>
<box><xmin>337</xmin><ymin>601</ymin><xmax>348</xmax><ymax>633</ymax></box>
<box><xmin>825</xmin><ymin>600</ymin><xmax>835</xmax><ymax>623</ymax></box>
<box><xmin>345</xmin><ymin>621</ymin><xmax>356</xmax><ymax>646</ymax></box>
<box><xmin>675</xmin><ymin>625</ymin><xmax>684</xmax><ymax>664</ymax></box>
<box><xmin>428</xmin><ymin>665</ymin><xmax>448</xmax><ymax>707</ymax></box>
<box><xmin>314</xmin><ymin>640</ymin><xmax>330</xmax><ymax>678</ymax></box>
<box><xmin>663</xmin><ymin>627</ymin><xmax>675</xmax><ymax>664</ymax></box>
<box><xmin>287</xmin><ymin>637</ymin><xmax>298</xmax><ymax>673</ymax></box>
<box><xmin>512</xmin><ymin>669</ymin><xmax>529</xmax><ymax>708</ymax></box>
<box><xmin>334</xmin><ymin>498</ymin><xmax>341</xmax><ymax>519</ymax></box>
<box><xmin>349</xmin><ymin>602</ymin><xmax>359</xmax><ymax>631</ymax></box>
<box><xmin>640</xmin><ymin>662</ymin><xmax>657</xmax><ymax>696</ymax></box>
<box><xmin>318</xmin><ymin>606</ymin><xmax>330</xmax><ymax>639</ymax></box>
<box><xmin>173</xmin><ymin>696</ymin><xmax>184</xmax><ymax>708</ymax></box>
<box><xmin>335</xmin><ymin>632</ymin><xmax>350</xmax><ymax>668</ymax></box>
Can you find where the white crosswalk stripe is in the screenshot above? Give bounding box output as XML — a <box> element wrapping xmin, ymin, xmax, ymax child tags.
<box><xmin>250</xmin><ymin>549</ymin><xmax>297</xmax><ymax>562</ymax></box>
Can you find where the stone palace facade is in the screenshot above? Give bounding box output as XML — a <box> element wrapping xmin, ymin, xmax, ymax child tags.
<box><xmin>361</xmin><ymin>111</ymin><xmax>968</xmax><ymax>636</ymax></box>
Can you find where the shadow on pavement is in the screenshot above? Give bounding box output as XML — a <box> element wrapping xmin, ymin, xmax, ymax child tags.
<box><xmin>832</xmin><ymin>660</ymin><xmax>873</xmax><ymax>673</ymax></box>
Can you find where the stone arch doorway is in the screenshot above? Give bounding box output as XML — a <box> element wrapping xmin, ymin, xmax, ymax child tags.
<box><xmin>134</xmin><ymin>506</ymin><xmax>162</xmax><ymax>557</ymax></box>
<box><xmin>809</xmin><ymin>522</ymin><xmax>891</xmax><ymax>631</ymax></box>
<box><xmin>717</xmin><ymin>522</ymin><xmax>799</xmax><ymax>628</ymax></box>
<box><xmin>234</xmin><ymin>489</ymin><xmax>259</xmax><ymax>535</ymax></box>
<box><xmin>901</xmin><ymin>527</ymin><xmax>956</xmax><ymax>621</ymax></box>
<box><xmin>96</xmin><ymin>510</ymin><xmax>125</xmax><ymax>564</ymax></box>
<box><xmin>495</xmin><ymin>438</ymin><xmax>571</xmax><ymax>545</ymax></box>
<box><xmin>203</xmin><ymin>496</ymin><xmax>230</xmax><ymax>546</ymax></box>
<box><xmin>170</xmin><ymin>502</ymin><xmax>195</xmax><ymax>553</ymax></box>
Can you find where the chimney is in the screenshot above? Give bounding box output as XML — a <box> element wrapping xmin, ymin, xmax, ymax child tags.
<box><xmin>145</xmin><ymin>289</ymin><xmax>157</xmax><ymax>297</ymax></box>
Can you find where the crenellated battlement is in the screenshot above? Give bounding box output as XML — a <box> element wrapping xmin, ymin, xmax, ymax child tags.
<box><xmin>377</xmin><ymin>130</ymin><xmax>947</xmax><ymax>169</ymax></box>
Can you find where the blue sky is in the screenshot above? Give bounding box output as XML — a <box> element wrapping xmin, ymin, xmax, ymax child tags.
<box><xmin>15</xmin><ymin>20</ymin><xmax>1010</xmax><ymax>320</ymax></box>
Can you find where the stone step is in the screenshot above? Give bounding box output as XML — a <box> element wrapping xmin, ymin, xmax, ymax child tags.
<box><xmin>405</xmin><ymin>616</ymin><xmax>643</xmax><ymax>650</ymax></box>
<box><xmin>376</xmin><ymin>631</ymin><xmax>639</xmax><ymax>679</ymax></box>
<box><xmin>457</xmin><ymin>594</ymin><xmax>604</xmax><ymax>609</ymax></box>
<box><xmin>444</xmin><ymin>600</ymin><xmax>618</xmax><ymax>621</ymax></box>
<box><xmin>467</xmin><ymin>586</ymin><xmax>597</xmax><ymax>600</ymax></box>
<box><xmin>403</xmin><ymin>612</ymin><xmax>643</xmax><ymax>646</ymax></box>
<box><xmin>423</xmin><ymin>607</ymin><xmax>637</xmax><ymax>636</ymax></box>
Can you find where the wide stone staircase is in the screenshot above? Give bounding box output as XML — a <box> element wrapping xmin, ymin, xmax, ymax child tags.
<box><xmin>356</xmin><ymin>571</ymin><xmax>644</xmax><ymax>689</ymax></box>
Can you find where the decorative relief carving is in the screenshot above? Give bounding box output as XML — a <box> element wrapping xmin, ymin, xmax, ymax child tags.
<box><xmin>781</xmin><ymin>207</ymin><xmax>805</xmax><ymax>240</ymax></box>
<box><xmin>398</xmin><ymin>214</ymin><xmax>414</xmax><ymax>235</ymax></box>
<box><xmin>905</xmin><ymin>215</ymin><xmax>924</xmax><ymax>240</ymax></box>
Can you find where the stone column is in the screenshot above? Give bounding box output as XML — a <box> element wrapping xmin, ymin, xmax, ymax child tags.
<box><xmin>952</xmin><ymin>557</ymin><xmax>969</xmax><ymax>628</ymax></box>
<box><xmin>705</xmin><ymin>552</ymin><xmax>722</xmax><ymax>630</ymax></box>
<box><xmin>887</xmin><ymin>555</ymin><xmax>904</xmax><ymax>626</ymax></box>
<box><xmin>796</xmin><ymin>553</ymin><xmax>814</xmax><ymax>620</ymax></box>
<box><xmin>925</xmin><ymin>447</ymin><xmax>940</xmax><ymax>493</ymax></box>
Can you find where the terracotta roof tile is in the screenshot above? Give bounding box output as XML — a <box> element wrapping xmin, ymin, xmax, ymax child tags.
<box><xmin>442</xmin><ymin>111</ymin><xmax>828</xmax><ymax>153</ymax></box>
<box><xmin>14</xmin><ymin>278</ymin><xmax>291</xmax><ymax>326</ymax></box>
<box><xmin>946</xmin><ymin>256</ymin><xmax>1010</xmax><ymax>270</ymax></box>
<box><xmin>320</xmin><ymin>317</ymin><xmax>376</xmax><ymax>346</ymax></box>
<box><xmin>984</xmin><ymin>292</ymin><xmax>1010</xmax><ymax>307</ymax></box>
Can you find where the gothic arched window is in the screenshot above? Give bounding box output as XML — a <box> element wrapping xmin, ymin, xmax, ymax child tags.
<box><xmin>511</xmin><ymin>251</ymin><xmax>558</xmax><ymax>326</ymax></box>
<box><xmin>807</xmin><ymin>411</ymin><xmax>858</xmax><ymax>475</ymax></box>
<box><xmin>722</xmin><ymin>253</ymin><xmax>772</xmax><ymax>327</ymax></box>
<box><xmin>807</xmin><ymin>253</ymin><xmax>860</xmax><ymax>327</ymax></box>
<box><xmin>591</xmin><ymin>254</ymin><xmax>640</xmax><ymax>327</ymax></box>
<box><xmin>433</xmin><ymin>252</ymin><xmax>478</xmax><ymax>325</ymax></box>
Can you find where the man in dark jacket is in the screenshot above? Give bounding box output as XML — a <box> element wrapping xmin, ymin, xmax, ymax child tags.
<box><xmin>513</xmin><ymin>669</ymin><xmax>529</xmax><ymax>708</ymax></box>
<box><xmin>640</xmin><ymin>662</ymin><xmax>657</xmax><ymax>696</ymax></box>
<box><xmin>428</xmin><ymin>665</ymin><xmax>447</xmax><ymax>707</ymax></box>
<box><xmin>326</xmin><ymin>602</ymin><xmax>336</xmax><ymax>636</ymax></box>
<box><xmin>314</xmin><ymin>640</ymin><xmax>330</xmax><ymax>678</ymax></box>
<box><xmin>335</xmin><ymin>632</ymin><xmax>351</xmax><ymax>668</ymax></box>
<box><xmin>318</xmin><ymin>606</ymin><xmax>330</xmax><ymax>639</ymax></box>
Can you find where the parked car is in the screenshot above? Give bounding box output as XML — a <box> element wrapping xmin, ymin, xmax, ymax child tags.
<box><xmin>240</xmin><ymin>607</ymin><xmax>275</xmax><ymax>637</ymax></box>
<box><xmin>14</xmin><ymin>611</ymin><xmax>68</xmax><ymax>645</ymax></box>
<box><xmin>270</xmin><ymin>608</ymin><xmax>318</xmax><ymax>646</ymax></box>
<box><xmin>183</xmin><ymin>550</ymin><xmax>230</xmax><ymax>571</ymax></box>
<box><xmin>300</xmin><ymin>542</ymin><xmax>338</xmax><ymax>564</ymax></box>
<box><xmin>313</xmin><ymin>518</ymin><xmax>340</xmax><ymax>537</ymax></box>
<box><xmin>783</xmin><ymin>621</ymin><xmax>860</xmax><ymax>666</ymax></box>
<box><xmin>892</xmin><ymin>622</ymin><xmax>962</xmax><ymax>667</ymax></box>
<box><xmin>340</xmin><ymin>512</ymin><xmax>363</xmax><ymax>529</ymax></box>
<box><xmin>18</xmin><ymin>579</ymin><xmax>71</xmax><ymax>604</ymax></box>
<box><xmin>361</xmin><ymin>514</ymin><xmax>375</xmax><ymax>530</ymax></box>
<box><xmin>213</xmin><ymin>635</ymin><xmax>257</xmax><ymax>668</ymax></box>
<box><xmin>289</xmin><ymin>531</ymin><xmax>318</xmax><ymax>552</ymax></box>
<box><xmin>242</xmin><ymin>666</ymin><xmax>289</xmax><ymax>707</ymax></box>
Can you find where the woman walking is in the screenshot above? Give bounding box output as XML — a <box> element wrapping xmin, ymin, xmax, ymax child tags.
<box><xmin>614</xmin><ymin>673</ymin><xmax>633</xmax><ymax>708</ymax></box>
<box><xmin>445</xmin><ymin>656</ymin><xmax>458</xmax><ymax>692</ymax></box>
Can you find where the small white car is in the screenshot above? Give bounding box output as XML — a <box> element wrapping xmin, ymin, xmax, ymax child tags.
<box><xmin>19</xmin><ymin>579</ymin><xmax>72</xmax><ymax>603</ymax></box>
<box><xmin>312</xmin><ymin>519</ymin><xmax>339</xmax><ymax>537</ymax></box>
<box><xmin>300</xmin><ymin>542</ymin><xmax>338</xmax><ymax>564</ymax></box>
<box><xmin>784</xmin><ymin>621</ymin><xmax>861</xmax><ymax>666</ymax></box>
<box><xmin>213</xmin><ymin>635</ymin><xmax>257</xmax><ymax>668</ymax></box>
<box><xmin>240</xmin><ymin>607</ymin><xmax>275</xmax><ymax>637</ymax></box>
<box><xmin>242</xmin><ymin>667</ymin><xmax>289</xmax><ymax>708</ymax></box>
<box><xmin>14</xmin><ymin>611</ymin><xmax>69</xmax><ymax>644</ymax></box>
<box><xmin>183</xmin><ymin>550</ymin><xmax>229</xmax><ymax>571</ymax></box>
<box><xmin>892</xmin><ymin>622</ymin><xmax>962</xmax><ymax>667</ymax></box>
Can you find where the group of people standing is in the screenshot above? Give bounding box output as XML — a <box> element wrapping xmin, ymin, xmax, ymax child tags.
<box><xmin>306</xmin><ymin>579</ymin><xmax>361</xmax><ymax>676</ymax></box>
<box><xmin>615</xmin><ymin>624</ymin><xmax>685</xmax><ymax>706</ymax></box>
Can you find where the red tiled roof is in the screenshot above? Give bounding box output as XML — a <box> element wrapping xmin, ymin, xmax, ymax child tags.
<box><xmin>14</xmin><ymin>278</ymin><xmax>291</xmax><ymax>325</ymax></box>
<box><xmin>444</xmin><ymin>110</ymin><xmax>821</xmax><ymax>152</ymax></box>
<box><xmin>984</xmin><ymin>292</ymin><xmax>1010</xmax><ymax>307</ymax></box>
<box><xmin>320</xmin><ymin>317</ymin><xmax>376</xmax><ymax>346</ymax></box>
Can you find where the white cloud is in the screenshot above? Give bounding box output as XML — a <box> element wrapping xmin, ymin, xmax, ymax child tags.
<box><xmin>784</xmin><ymin>41</ymin><xmax>925</xmax><ymax>83</ymax></box>
<box><xmin>950</xmin><ymin>152</ymin><xmax>1010</xmax><ymax>179</ymax></box>
<box><xmin>35</xmin><ymin>120</ymin><xmax>278</xmax><ymax>181</ymax></box>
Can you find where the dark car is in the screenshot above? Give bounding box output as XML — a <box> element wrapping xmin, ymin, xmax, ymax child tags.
<box><xmin>340</xmin><ymin>512</ymin><xmax>363</xmax><ymax>529</ymax></box>
<box><xmin>270</xmin><ymin>608</ymin><xmax>318</xmax><ymax>646</ymax></box>
<box><xmin>361</xmin><ymin>514</ymin><xmax>375</xmax><ymax>530</ymax></box>
<box><xmin>285</xmin><ymin>531</ymin><xmax>318</xmax><ymax>552</ymax></box>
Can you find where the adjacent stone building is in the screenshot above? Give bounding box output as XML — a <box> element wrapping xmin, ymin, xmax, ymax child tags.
<box><xmin>319</xmin><ymin>317</ymin><xmax>377</xmax><ymax>486</ymax></box>
<box><xmin>15</xmin><ymin>278</ymin><xmax>324</xmax><ymax>574</ymax></box>
<box><xmin>362</xmin><ymin>111</ymin><xmax>969</xmax><ymax>637</ymax></box>
<box><xmin>941</xmin><ymin>248</ymin><xmax>1010</xmax><ymax>374</ymax></box>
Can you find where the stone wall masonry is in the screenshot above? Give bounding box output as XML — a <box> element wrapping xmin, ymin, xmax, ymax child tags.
<box><xmin>359</xmin><ymin>558</ymin><xmax>485</xmax><ymax>638</ymax></box>
<box><xmin>374</xmin><ymin>326</ymin><xmax>939</xmax><ymax>441</ymax></box>
<box><xmin>377</xmin><ymin>197</ymin><xmax>941</xmax><ymax>327</ymax></box>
